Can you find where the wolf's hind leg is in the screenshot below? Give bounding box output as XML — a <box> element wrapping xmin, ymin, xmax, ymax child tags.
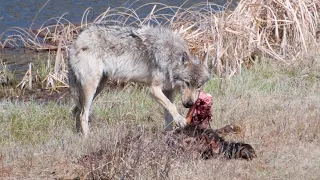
<box><xmin>87</xmin><ymin>77</ymin><xmax>109</xmax><ymax>122</ymax></box>
<box><xmin>78</xmin><ymin>77</ymin><xmax>101</xmax><ymax>137</ymax></box>
<box><xmin>93</xmin><ymin>77</ymin><xmax>108</xmax><ymax>100</ymax></box>
<box><xmin>163</xmin><ymin>90</ymin><xmax>174</xmax><ymax>131</ymax></box>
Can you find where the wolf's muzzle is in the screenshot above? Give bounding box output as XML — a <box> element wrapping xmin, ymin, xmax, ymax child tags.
<box><xmin>183</xmin><ymin>101</ymin><xmax>195</xmax><ymax>108</ymax></box>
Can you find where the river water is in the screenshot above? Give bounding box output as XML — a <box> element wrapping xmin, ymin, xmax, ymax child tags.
<box><xmin>0</xmin><ymin>0</ymin><xmax>229</xmax><ymax>80</ymax></box>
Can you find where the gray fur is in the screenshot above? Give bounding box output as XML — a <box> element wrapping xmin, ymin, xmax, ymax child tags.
<box><xmin>68</xmin><ymin>24</ymin><xmax>210</xmax><ymax>136</ymax></box>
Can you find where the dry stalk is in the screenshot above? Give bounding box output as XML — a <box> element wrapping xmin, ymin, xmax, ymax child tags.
<box><xmin>16</xmin><ymin>63</ymin><xmax>33</xmax><ymax>90</ymax></box>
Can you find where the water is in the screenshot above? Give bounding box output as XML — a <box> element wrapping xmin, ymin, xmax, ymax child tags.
<box><xmin>0</xmin><ymin>0</ymin><xmax>229</xmax><ymax>80</ymax></box>
<box><xmin>0</xmin><ymin>49</ymin><xmax>49</xmax><ymax>80</ymax></box>
<box><xmin>0</xmin><ymin>0</ymin><xmax>230</xmax><ymax>33</ymax></box>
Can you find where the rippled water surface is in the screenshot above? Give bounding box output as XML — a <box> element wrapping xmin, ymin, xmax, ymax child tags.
<box><xmin>0</xmin><ymin>0</ymin><xmax>229</xmax><ymax>33</ymax></box>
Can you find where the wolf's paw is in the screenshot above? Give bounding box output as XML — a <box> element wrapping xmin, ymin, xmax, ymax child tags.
<box><xmin>174</xmin><ymin>115</ymin><xmax>187</xmax><ymax>128</ymax></box>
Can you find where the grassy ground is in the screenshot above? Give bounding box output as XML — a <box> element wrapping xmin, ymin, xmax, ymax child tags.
<box><xmin>1</xmin><ymin>59</ymin><xmax>320</xmax><ymax>179</ymax></box>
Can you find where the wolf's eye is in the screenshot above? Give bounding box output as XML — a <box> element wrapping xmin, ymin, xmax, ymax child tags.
<box><xmin>185</xmin><ymin>81</ymin><xmax>190</xmax><ymax>87</ymax></box>
<box><xmin>182</xmin><ymin>52</ymin><xmax>188</xmax><ymax>64</ymax></box>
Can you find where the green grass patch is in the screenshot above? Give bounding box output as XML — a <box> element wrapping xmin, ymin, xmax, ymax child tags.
<box><xmin>0</xmin><ymin>101</ymin><xmax>72</xmax><ymax>145</ymax></box>
<box><xmin>1</xmin><ymin>60</ymin><xmax>320</xmax><ymax>179</ymax></box>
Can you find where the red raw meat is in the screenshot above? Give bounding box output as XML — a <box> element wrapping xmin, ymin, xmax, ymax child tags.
<box><xmin>186</xmin><ymin>91</ymin><xmax>213</xmax><ymax>130</ymax></box>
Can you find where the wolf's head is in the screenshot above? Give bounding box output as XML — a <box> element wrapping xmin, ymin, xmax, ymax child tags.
<box><xmin>173</xmin><ymin>51</ymin><xmax>211</xmax><ymax>108</ymax></box>
<box><xmin>133</xmin><ymin>26</ymin><xmax>211</xmax><ymax>107</ymax></box>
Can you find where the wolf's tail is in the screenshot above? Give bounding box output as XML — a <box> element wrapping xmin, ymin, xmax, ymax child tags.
<box><xmin>68</xmin><ymin>58</ymin><xmax>82</xmax><ymax>117</ymax></box>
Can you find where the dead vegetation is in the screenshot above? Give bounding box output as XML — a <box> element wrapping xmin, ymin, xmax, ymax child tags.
<box><xmin>0</xmin><ymin>0</ymin><xmax>319</xmax><ymax>89</ymax></box>
<box><xmin>0</xmin><ymin>1</ymin><xmax>320</xmax><ymax>179</ymax></box>
<box><xmin>1</xmin><ymin>59</ymin><xmax>320</xmax><ymax>179</ymax></box>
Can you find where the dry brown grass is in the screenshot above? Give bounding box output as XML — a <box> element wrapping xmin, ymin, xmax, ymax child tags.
<box><xmin>1</xmin><ymin>59</ymin><xmax>320</xmax><ymax>179</ymax></box>
<box><xmin>0</xmin><ymin>1</ymin><xmax>320</xmax><ymax>178</ymax></box>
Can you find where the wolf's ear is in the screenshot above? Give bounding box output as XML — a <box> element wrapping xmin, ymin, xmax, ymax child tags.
<box><xmin>130</xmin><ymin>30</ymin><xmax>147</xmax><ymax>42</ymax></box>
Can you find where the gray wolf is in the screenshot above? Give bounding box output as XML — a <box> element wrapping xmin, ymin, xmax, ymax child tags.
<box><xmin>68</xmin><ymin>24</ymin><xmax>211</xmax><ymax>137</ymax></box>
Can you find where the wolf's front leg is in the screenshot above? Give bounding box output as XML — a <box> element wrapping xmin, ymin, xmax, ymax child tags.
<box><xmin>163</xmin><ymin>90</ymin><xmax>174</xmax><ymax>131</ymax></box>
<box><xmin>150</xmin><ymin>86</ymin><xmax>187</xmax><ymax>129</ymax></box>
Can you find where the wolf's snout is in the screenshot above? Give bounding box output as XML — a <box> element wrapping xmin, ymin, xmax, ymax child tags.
<box><xmin>183</xmin><ymin>101</ymin><xmax>195</xmax><ymax>108</ymax></box>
